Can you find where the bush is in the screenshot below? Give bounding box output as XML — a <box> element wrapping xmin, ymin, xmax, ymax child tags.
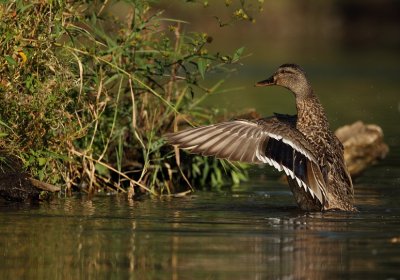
<box><xmin>0</xmin><ymin>0</ymin><xmax>261</xmax><ymax>196</ymax></box>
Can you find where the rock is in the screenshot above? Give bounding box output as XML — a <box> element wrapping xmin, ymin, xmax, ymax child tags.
<box><xmin>0</xmin><ymin>155</ymin><xmax>40</xmax><ymax>202</ymax></box>
<box><xmin>335</xmin><ymin>121</ymin><xmax>389</xmax><ymax>177</ymax></box>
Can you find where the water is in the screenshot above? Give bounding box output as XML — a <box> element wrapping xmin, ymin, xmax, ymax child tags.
<box><xmin>2</xmin><ymin>2</ymin><xmax>400</xmax><ymax>278</ymax></box>
<box><xmin>1</xmin><ymin>151</ymin><xmax>400</xmax><ymax>279</ymax></box>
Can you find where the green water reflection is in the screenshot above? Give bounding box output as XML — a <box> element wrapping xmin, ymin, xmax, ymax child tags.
<box><xmin>202</xmin><ymin>50</ymin><xmax>400</xmax><ymax>144</ymax></box>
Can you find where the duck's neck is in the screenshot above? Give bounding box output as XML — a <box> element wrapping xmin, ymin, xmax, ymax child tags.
<box><xmin>295</xmin><ymin>91</ymin><xmax>329</xmax><ymax>135</ymax></box>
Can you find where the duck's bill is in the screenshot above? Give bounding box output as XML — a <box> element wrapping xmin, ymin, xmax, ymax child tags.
<box><xmin>255</xmin><ymin>76</ymin><xmax>275</xmax><ymax>87</ymax></box>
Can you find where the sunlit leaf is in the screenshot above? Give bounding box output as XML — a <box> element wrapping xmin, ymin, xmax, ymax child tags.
<box><xmin>37</xmin><ymin>158</ymin><xmax>47</xmax><ymax>166</ymax></box>
<box><xmin>232</xmin><ymin>47</ymin><xmax>245</xmax><ymax>63</ymax></box>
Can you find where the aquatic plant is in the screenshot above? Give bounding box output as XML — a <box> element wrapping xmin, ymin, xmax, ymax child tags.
<box><xmin>0</xmin><ymin>0</ymin><xmax>261</xmax><ymax>196</ymax></box>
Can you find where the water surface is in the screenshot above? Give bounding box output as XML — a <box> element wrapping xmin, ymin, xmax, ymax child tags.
<box><xmin>1</xmin><ymin>150</ymin><xmax>400</xmax><ymax>279</ymax></box>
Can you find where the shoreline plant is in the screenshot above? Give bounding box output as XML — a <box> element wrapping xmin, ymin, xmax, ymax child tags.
<box><xmin>0</xmin><ymin>0</ymin><xmax>263</xmax><ymax>197</ymax></box>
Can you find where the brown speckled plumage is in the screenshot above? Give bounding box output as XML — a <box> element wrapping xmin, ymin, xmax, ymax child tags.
<box><xmin>165</xmin><ymin>64</ymin><xmax>355</xmax><ymax>211</ymax></box>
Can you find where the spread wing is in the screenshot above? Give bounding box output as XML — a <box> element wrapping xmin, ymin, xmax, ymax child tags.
<box><xmin>165</xmin><ymin>118</ymin><xmax>327</xmax><ymax>205</ymax></box>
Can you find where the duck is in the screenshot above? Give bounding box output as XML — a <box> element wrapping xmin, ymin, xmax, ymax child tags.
<box><xmin>165</xmin><ymin>64</ymin><xmax>355</xmax><ymax>211</ymax></box>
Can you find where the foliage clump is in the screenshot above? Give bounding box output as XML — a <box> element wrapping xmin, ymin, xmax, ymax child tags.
<box><xmin>0</xmin><ymin>0</ymin><xmax>260</xmax><ymax>196</ymax></box>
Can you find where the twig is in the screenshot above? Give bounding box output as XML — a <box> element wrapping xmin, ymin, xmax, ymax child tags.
<box><xmin>29</xmin><ymin>178</ymin><xmax>60</xmax><ymax>192</ymax></box>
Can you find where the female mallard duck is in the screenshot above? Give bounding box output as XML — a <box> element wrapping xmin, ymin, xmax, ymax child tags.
<box><xmin>166</xmin><ymin>64</ymin><xmax>355</xmax><ymax>211</ymax></box>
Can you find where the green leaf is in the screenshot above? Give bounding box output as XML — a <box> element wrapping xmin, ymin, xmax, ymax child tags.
<box><xmin>38</xmin><ymin>169</ymin><xmax>45</xmax><ymax>181</ymax></box>
<box><xmin>232</xmin><ymin>47</ymin><xmax>245</xmax><ymax>63</ymax></box>
<box><xmin>192</xmin><ymin>163</ymin><xmax>200</xmax><ymax>176</ymax></box>
<box><xmin>38</xmin><ymin>157</ymin><xmax>47</xmax><ymax>166</ymax></box>
<box><xmin>0</xmin><ymin>132</ymin><xmax>8</xmax><ymax>138</ymax></box>
<box><xmin>0</xmin><ymin>119</ymin><xmax>11</xmax><ymax>129</ymax></box>
<box><xmin>197</xmin><ymin>58</ymin><xmax>207</xmax><ymax>79</ymax></box>
<box><xmin>17</xmin><ymin>3</ymin><xmax>34</xmax><ymax>13</ymax></box>
<box><xmin>231</xmin><ymin>171</ymin><xmax>240</xmax><ymax>185</ymax></box>
<box><xmin>200</xmin><ymin>161</ymin><xmax>209</xmax><ymax>185</ymax></box>
<box><xmin>5</xmin><ymin>55</ymin><xmax>16</xmax><ymax>66</ymax></box>
<box><xmin>215</xmin><ymin>167</ymin><xmax>222</xmax><ymax>183</ymax></box>
<box><xmin>95</xmin><ymin>163</ymin><xmax>110</xmax><ymax>176</ymax></box>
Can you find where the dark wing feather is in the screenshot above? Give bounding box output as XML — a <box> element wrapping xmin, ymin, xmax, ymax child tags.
<box><xmin>165</xmin><ymin>118</ymin><xmax>327</xmax><ymax>204</ymax></box>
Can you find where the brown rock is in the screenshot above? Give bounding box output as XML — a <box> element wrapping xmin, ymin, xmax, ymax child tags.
<box><xmin>335</xmin><ymin>121</ymin><xmax>389</xmax><ymax>177</ymax></box>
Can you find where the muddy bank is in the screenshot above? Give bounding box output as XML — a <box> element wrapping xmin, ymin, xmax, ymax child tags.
<box><xmin>0</xmin><ymin>156</ymin><xmax>40</xmax><ymax>202</ymax></box>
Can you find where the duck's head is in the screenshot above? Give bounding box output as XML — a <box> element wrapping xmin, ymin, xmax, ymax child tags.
<box><xmin>255</xmin><ymin>64</ymin><xmax>311</xmax><ymax>97</ymax></box>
